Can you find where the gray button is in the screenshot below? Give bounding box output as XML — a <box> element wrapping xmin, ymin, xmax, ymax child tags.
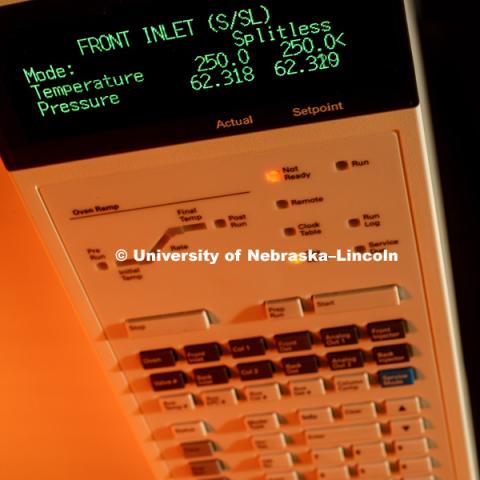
<box><xmin>190</xmin><ymin>459</ymin><xmax>224</xmax><ymax>476</ymax></box>
<box><xmin>181</xmin><ymin>440</ymin><xmax>216</xmax><ymax>458</ymax></box>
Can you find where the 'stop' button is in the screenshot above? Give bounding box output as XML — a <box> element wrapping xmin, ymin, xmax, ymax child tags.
<box><xmin>126</xmin><ymin>309</ymin><xmax>211</xmax><ymax>338</ymax></box>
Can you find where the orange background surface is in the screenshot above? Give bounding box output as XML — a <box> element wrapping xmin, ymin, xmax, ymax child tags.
<box><xmin>0</xmin><ymin>161</ymin><xmax>156</xmax><ymax>479</ymax></box>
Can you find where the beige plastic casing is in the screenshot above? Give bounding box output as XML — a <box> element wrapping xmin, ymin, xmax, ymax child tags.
<box><xmin>4</xmin><ymin>1</ymin><xmax>478</xmax><ymax>479</ymax></box>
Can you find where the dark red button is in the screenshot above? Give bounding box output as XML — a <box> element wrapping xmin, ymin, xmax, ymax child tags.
<box><xmin>193</xmin><ymin>366</ymin><xmax>230</xmax><ymax>386</ymax></box>
<box><xmin>367</xmin><ymin>319</ymin><xmax>407</xmax><ymax>342</ymax></box>
<box><xmin>274</xmin><ymin>331</ymin><xmax>312</xmax><ymax>353</ymax></box>
<box><xmin>327</xmin><ymin>350</ymin><xmax>364</xmax><ymax>370</ymax></box>
<box><xmin>282</xmin><ymin>355</ymin><xmax>320</xmax><ymax>376</ymax></box>
<box><xmin>237</xmin><ymin>361</ymin><xmax>275</xmax><ymax>381</ymax></box>
<box><xmin>320</xmin><ymin>325</ymin><xmax>359</xmax><ymax>347</ymax></box>
<box><xmin>372</xmin><ymin>344</ymin><xmax>411</xmax><ymax>365</ymax></box>
<box><xmin>150</xmin><ymin>371</ymin><xmax>186</xmax><ymax>391</ymax></box>
<box><xmin>229</xmin><ymin>337</ymin><xmax>267</xmax><ymax>358</ymax></box>
<box><xmin>184</xmin><ymin>343</ymin><xmax>222</xmax><ymax>364</ymax></box>
<box><xmin>140</xmin><ymin>348</ymin><xmax>177</xmax><ymax>369</ymax></box>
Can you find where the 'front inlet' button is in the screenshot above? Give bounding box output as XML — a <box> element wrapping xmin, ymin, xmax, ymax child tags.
<box><xmin>193</xmin><ymin>366</ymin><xmax>230</xmax><ymax>386</ymax></box>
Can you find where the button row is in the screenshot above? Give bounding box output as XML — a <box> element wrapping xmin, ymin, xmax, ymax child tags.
<box><xmin>155</xmin><ymin>371</ymin><xmax>416</xmax><ymax>408</ymax></box>
<box><xmin>139</xmin><ymin>319</ymin><xmax>408</xmax><ymax>369</ymax></box>
<box><xmin>149</xmin><ymin>359</ymin><xmax>415</xmax><ymax>391</ymax></box>
<box><xmin>170</xmin><ymin>397</ymin><xmax>422</xmax><ymax>437</ymax></box>
<box><xmin>186</xmin><ymin>454</ymin><xmax>433</xmax><ymax>478</ymax></box>
<box><xmin>158</xmin><ymin>376</ymin><xmax>419</xmax><ymax>415</ymax></box>
<box><xmin>126</xmin><ymin>286</ymin><xmax>400</xmax><ymax>339</ymax></box>
<box><xmin>265</xmin><ymin>285</ymin><xmax>400</xmax><ymax>319</ymax></box>
<box><xmin>173</xmin><ymin>427</ymin><xmax>431</xmax><ymax>476</ymax></box>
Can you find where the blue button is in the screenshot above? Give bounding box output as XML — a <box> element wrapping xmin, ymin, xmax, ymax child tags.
<box><xmin>378</xmin><ymin>367</ymin><xmax>415</xmax><ymax>388</ymax></box>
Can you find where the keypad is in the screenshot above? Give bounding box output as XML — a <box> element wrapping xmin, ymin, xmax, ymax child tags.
<box><xmin>136</xmin><ymin>314</ymin><xmax>435</xmax><ymax>478</ymax></box>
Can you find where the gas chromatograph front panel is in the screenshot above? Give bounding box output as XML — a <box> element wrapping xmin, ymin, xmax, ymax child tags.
<box><xmin>0</xmin><ymin>1</ymin><xmax>477</xmax><ymax>479</ymax></box>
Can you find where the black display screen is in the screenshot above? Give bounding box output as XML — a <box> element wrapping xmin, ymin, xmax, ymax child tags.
<box><xmin>0</xmin><ymin>0</ymin><xmax>418</xmax><ymax>170</ymax></box>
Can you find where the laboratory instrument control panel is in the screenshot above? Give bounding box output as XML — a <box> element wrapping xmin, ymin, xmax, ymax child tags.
<box><xmin>37</xmin><ymin>131</ymin><xmax>455</xmax><ymax>479</ymax></box>
<box><xmin>0</xmin><ymin>0</ymin><xmax>477</xmax><ymax>479</ymax></box>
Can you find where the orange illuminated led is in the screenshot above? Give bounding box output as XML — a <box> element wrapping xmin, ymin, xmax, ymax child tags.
<box><xmin>290</xmin><ymin>258</ymin><xmax>304</xmax><ymax>265</ymax></box>
<box><xmin>265</xmin><ymin>169</ymin><xmax>283</xmax><ymax>183</ymax></box>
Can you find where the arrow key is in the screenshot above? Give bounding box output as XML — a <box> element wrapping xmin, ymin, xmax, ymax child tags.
<box><xmin>390</xmin><ymin>417</ymin><xmax>425</xmax><ymax>437</ymax></box>
<box><xmin>385</xmin><ymin>397</ymin><xmax>421</xmax><ymax>416</ymax></box>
